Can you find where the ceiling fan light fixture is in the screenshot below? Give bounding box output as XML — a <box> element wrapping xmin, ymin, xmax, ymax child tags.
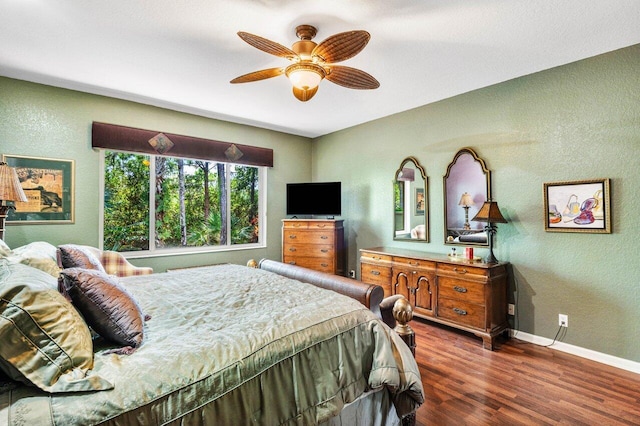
<box><xmin>232</xmin><ymin>24</ymin><xmax>377</xmax><ymax>101</ymax></box>
<box><xmin>285</xmin><ymin>63</ymin><xmax>325</xmax><ymax>91</ymax></box>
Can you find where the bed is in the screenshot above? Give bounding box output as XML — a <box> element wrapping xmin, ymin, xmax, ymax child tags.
<box><xmin>0</xmin><ymin>241</ymin><xmax>423</xmax><ymax>425</ymax></box>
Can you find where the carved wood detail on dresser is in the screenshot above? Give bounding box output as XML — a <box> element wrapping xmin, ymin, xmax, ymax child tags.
<box><xmin>282</xmin><ymin>219</ymin><xmax>346</xmax><ymax>276</ymax></box>
<box><xmin>360</xmin><ymin>246</ymin><xmax>509</xmax><ymax>350</ymax></box>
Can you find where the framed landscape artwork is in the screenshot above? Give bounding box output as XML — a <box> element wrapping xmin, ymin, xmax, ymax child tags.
<box><xmin>415</xmin><ymin>188</ymin><xmax>425</xmax><ymax>215</ymax></box>
<box><xmin>2</xmin><ymin>154</ymin><xmax>75</xmax><ymax>224</ymax></box>
<box><xmin>544</xmin><ymin>178</ymin><xmax>610</xmax><ymax>233</ymax></box>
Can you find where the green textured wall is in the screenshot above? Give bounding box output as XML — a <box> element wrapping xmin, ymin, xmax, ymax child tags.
<box><xmin>1</xmin><ymin>44</ymin><xmax>638</xmax><ymax>363</ymax></box>
<box><xmin>313</xmin><ymin>44</ymin><xmax>640</xmax><ymax>362</ymax></box>
<box><xmin>0</xmin><ymin>77</ymin><xmax>312</xmax><ymax>271</ymax></box>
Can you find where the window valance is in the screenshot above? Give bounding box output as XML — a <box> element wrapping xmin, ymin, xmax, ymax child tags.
<box><xmin>92</xmin><ymin>122</ymin><xmax>273</xmax><ymax>167</ymax></box>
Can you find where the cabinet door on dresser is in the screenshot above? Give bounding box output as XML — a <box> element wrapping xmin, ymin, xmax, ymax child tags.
<box><xmin>391</xmin><ymin>257</ymin><xmax>436</xmax><ymax>317</ymax></box>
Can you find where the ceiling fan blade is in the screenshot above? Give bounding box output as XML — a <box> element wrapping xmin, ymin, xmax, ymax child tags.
<box><xmin>230</xmin><ymin>67</ymin><xmax>284</xmax><ymax>84</ymax></box>
<box><xmin>237</xmin><ymin>32</ymin><xmax>298</xmax><ymax>59</ymax></box>
<box><xmin>325</xmin><ymin>66</ymin><xmax>380</xmax><ymax>89</ymax></box>
<box><xmin>292</xmin><ymin>86</ymin><xmax>318</xmax><ymax>102</ymax></box>
<box><xmin>312</xmin><ymin>31</ymin><xmax>370</xmax><ymax>63</ymax></box>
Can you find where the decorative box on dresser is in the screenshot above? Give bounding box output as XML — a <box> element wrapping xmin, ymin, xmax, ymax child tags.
<box><xmin>282</xmin><ymin>219</ymin><xmax>346</xmax><ymax>276</ymax></box>
<box><xmin>360</xmin><ymin>246</ymin><xmax>509</xmax><ymax>350</ymax></box>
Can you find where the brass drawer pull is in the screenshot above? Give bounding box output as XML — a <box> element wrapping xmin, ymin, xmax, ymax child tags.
<box><xmin>453</xmin><ymin>267</ymin><xmax>467</xmax><ymax>274</ymax></box>
<box><xmin>453</xmin><ymin>286</ymin><xmax>467</xmax><ymax>293</ymax></box>
<box><xmin>409</xmin><ymin>261</ymin><xmax>419</xmax><ymax>266</ymax></box>
<box><xmin>321</xmin><ymin>263</ymin><xmax>328</xmax><ymax>267</ymax></box>
<box><xmin>371</xmin><ymin>270</ymin><xmax>381</xmax><ymax>276</ymax></box>
<box><xmin>373</xmin><ymin>256</ymin><xmax>381</xmax><ymax>260</ymax></box>
<box><xmin>453</xmin><ymin>307</ymin><xmax>467</xmax><ymax>316</ymax></box>
<box><xmin>317</xmin><ymin>224</ymin><xmax>326</xmax><ymax>228</ymax></box>
<box><xmin>320</xmin><ymin>249</ymin><xmax>329</xmax><ymax>253</ymax></box>
<box><xmin>288</xmin><ymin>247</ymin><xmax>296</xmax><ymax>252</ymax></box>
<box><xmin>288</xmin><ymin>261</ymin><xmax>296</xmax><ymax>265</ymax></box>
<box><xmin>320</xmin><ymin>236</ymin><xmax>328</xmax><ymax>239</ymax></box>
<box><xmin>289</xmin><ymin>235</ymin><xmax>297</xmax><ymax>239</ymax></box>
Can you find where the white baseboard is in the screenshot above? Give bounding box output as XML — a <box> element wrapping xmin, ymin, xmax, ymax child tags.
<box><xmin>511</xmin><ymin>330</ymin><xmax>640</xmax><ymax>375</ymax></box>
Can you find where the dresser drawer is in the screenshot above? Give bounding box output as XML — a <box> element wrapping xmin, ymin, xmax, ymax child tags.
<box><xmin>438</xmin><ymin>276</ymin><xmax>485</xmax><ymax>305</ymax></box>
<box><xmin>283</xmin><ymin>230</ymin><xmax>335</xmax><ymax>245</ymax></box>
<box><xmin>307</xmin><ymin>221</ymin><xmax>337</xmax><ymax>230</ymax></box>
<box><xmin>438</xmin><ymin>298</ymin><xmax>485</xmax><ymax>330</ymax></box>
<box><xmin>284</xmin><ymin>244</ymin><xmax>334</xmax><ymax>259</ymax></box>
<box><xmin>282</xmin><ymin>221</ymin><xmax>308</xmax><ymax>229</ymax></box>
<box><xmin>361</xmin><ymin>263</ymin><xmax>392</xmax><ymax>284</ymax></box>
<box><xmin>361</xmin><ymin>263</ymin><xmax>392</xmax><ymax>296</ymax></box>
<box><xmin>361</xmin><ymin>251</ymin><xmax>392</xmax><ymax>264</ymax></box>
<box><xmin>392</xmin><ymin>256</ymin><xmax>435</xmax><ymax>271</ymax></box>
<box><xmin>437</xmin><ymin>263</ymin><xmax>489</xmax><ymax>282</ymax></box>
<box><xmin>283</xmin><ymin>256</ymin><xmax>334</xmax><ymax>273</ymax></box>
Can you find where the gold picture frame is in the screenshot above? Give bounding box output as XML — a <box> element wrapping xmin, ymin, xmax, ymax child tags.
<box><xmin>543</xmin><ymin>178</ymin><xmax>610</xmax><ymax>233</ymax></box>
<box><xmin>2</xmin><ymin>154</ymin><xmax>75</xmax><ymax>224</ymax></box>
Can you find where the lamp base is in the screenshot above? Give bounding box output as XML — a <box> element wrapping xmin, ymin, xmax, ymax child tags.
<box><xmin>483</xmin><ymin>250</ymin><xmax>499</xmax><ymax>264</ymax></box>
<box><xmin>463</xmin><ymin>206</ymin><xmax>471</xmax><ymax>230</ymax></box>
<box><xmin>483</xmin><ymin>224</ymin><xmax>500</xmax><ymax>264</ymax></box>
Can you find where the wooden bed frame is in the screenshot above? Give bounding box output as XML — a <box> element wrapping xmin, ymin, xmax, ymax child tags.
<box><xmin>251</xmin><ymin>259</ymin><xmax>417</xmax><ymax>426</ymax></box>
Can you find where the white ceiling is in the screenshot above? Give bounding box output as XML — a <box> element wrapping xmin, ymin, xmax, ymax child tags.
<box><xmin>1</xmin><ymin>1</ymin><xmax>639</xmax><ymax>138</ymax></box>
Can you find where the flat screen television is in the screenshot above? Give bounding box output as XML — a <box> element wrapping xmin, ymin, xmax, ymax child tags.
<box><xmin>286</xmin><ymin>182</ymin><xmax>341</xmax><ymax>217</ymax></box>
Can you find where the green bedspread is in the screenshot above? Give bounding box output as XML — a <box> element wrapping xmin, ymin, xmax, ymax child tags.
<box><xmin>1</xmin><ymin>264</ymin><xmax>423</xmax><ymax>425</ymax></box>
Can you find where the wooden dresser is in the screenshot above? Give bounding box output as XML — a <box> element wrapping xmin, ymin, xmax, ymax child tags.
<box><xmin>282</xmin><ymin>219</ymin><xmax>346</xmax><ymax>276</ymax></box>
<box><xmin>360</xmin><ymin>246</ymin><xmax>509</xmax><ymax>350</ymax></box>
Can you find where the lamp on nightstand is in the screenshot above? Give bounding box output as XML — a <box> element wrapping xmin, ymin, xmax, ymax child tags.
<box><xmin>458</xmin><ymin>192</ymin><xmax>474</xmax><ymax>230</ymax></box>
<box><xmin>471</xmin><ymin>200</ymin><xmax>507</xmax><ymax>263</ymax></box>
<box><xmin>0</xmin><ymin>162</ymin><xmax>27</xmax><ymax>241</ymax></box>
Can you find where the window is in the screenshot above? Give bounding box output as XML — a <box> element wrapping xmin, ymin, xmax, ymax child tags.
<box><xmin>102</xmin><ymin>151</ymin><xmax>264</xmax><ymax>254</ymax></box>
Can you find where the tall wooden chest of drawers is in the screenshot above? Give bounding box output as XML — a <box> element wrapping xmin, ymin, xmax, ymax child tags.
<box><xmin>282</xmin><ymin>219</ymin><xmax>345</xmax><ymax>276</ymax></box>
<box><xmin>360</xmin><ymin>246</ymin><xmax>509</xmax><ymax>350</ymax></box>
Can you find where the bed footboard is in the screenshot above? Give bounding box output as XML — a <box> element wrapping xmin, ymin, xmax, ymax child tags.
<box><xmin>254</xmin><ymin>258</ymin><xmax>383</xmax><ymax>317</ymax></box>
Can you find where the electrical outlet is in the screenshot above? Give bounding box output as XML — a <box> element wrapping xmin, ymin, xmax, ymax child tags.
<box><xmin>559</xmin><ymin>314</ymin><xmax>568</xmax><ymax>327</ymax></box>
<box><xmin>508</xmin><ymin>304</ymin><xmax>515</xmax><ymax>315</ymax></box>
<box><xmin>349</xmin><ymin>270</ymin><xmax>356</xmax><ymax>279</ymax></box>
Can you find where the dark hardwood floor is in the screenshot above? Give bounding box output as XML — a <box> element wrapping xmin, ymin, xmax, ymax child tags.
<box><xmin>411</xmin><ymin>318</ymin><xmax>640</xmax><ymax>425</ymax></box>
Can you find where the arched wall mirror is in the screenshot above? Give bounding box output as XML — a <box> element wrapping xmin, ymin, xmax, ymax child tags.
<box><xmin>394</xmin><ymin>156</ymin><xmax>428</xmax><ymax>242</ymax></box>
<box><xmin>443</xmin><ymin>148</ymin><xmax>491</xmax><ymax>246</ymax></box>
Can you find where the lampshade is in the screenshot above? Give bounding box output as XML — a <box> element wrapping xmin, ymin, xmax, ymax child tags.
<box><xmin>0</xmin><ymin>162</ymin><xmax>27</xmax><ymax>203</ymax></box>
<box><xmin>458</xmin><ymin>192</ymin><xmax>474</xmax><ymax>207</ymax></box>
<box><xmin>286</xmin><ymin>63</ymin><xmax>325</xmax><ymax>90</ymax></box>
<box><xmin>471</xmin><ymin>200</ymin><xmax>507</xmax><ymax>224</ymax></box>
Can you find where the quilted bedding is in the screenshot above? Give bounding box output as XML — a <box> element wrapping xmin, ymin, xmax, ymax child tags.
<box><xmin>0</xmin><ymin>263</ymin><xmax>423</xmax><ymax>425</ymax></box>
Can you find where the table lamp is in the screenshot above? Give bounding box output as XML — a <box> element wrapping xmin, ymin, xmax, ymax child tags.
<box><xmin>458</xmin><ymin>192</ymin><xmax>474</xmax><ymax>230</ymax></box>
<box><xmin>0</xmin><ymin>162</ymin><xmax>28</xmax><ymax>241</ymax></box>
<box><xmin>471</xmin><ymin>200</ymin><xmax>507</xmax><ymax>263</ymax></box>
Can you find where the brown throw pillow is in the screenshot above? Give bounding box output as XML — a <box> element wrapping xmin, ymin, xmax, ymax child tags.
<box><xmin>59</xmin><ymin>268</ymin><xmax>145</xmax><ymax>348</ymax></box>
<box><xmin>57</xmin><ymin>244</ymin><xmax>106</xmax><ymax>273</ymax></box>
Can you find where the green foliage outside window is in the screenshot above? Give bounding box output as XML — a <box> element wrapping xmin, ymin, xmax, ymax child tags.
<box><xmin>103</xmin><ymin>151</ymin><xmax>261</xmax><ymax>252</ymax></box>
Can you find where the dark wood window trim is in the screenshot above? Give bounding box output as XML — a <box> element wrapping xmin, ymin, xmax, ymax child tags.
<box><xmin>92</xmin><ymin>122</ymin><xmax>274</xmax><ymax>167</ymax></box>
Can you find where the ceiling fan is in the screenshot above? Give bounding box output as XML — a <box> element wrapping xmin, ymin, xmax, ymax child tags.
<box><xmin>230</xmin><ymin>25</ymin><xmax>380</xmax><ymax>102</ymax></box>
